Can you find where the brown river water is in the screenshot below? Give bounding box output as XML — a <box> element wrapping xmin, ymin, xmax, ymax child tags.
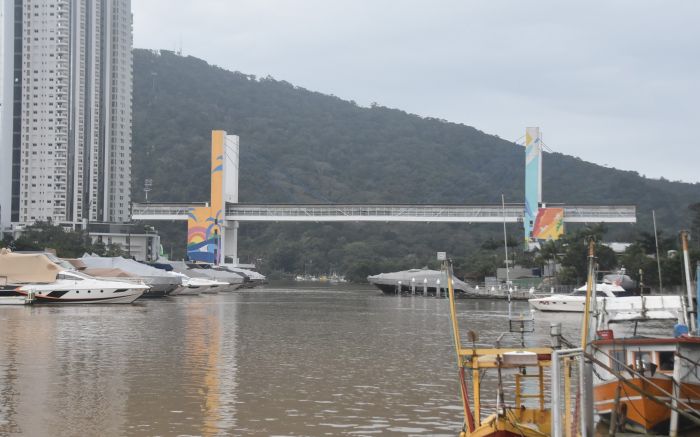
<box><xmin>0</xmin><ymin>283</ymin><xmax>649</xmax><ymax>436</ymax></box>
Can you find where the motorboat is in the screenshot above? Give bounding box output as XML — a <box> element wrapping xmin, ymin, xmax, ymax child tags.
<box><xmin>168</xmin><ymin>261</ymin><xmax>243</xmax><ymax>292</ymax></box>
<box><xmin>0</xmin><ymin>251</ymin><xmax>146</xmax><ymax>304</ymax></box>
<box><xmin>17</xmin><ymin>270</ymin><xmax>147</xmax><ymax>304</ymax></box>
<box><xmin>528</xmin><ymin>283</ymin><xmax>638</xmax><ymax>312</ymax></box>
<box><xmin>169</xmin><ymin>274</ymin><xmax>227</xmax><ymax>295</ymax></box>
<box><xmin>218</xmin><ymin>263</ymin><xmax>267</xmax><ymax>288</ymax></box>
<box><xmin>367</xmin><ymin>267</ymin><xmax>472</xmax><ymax>296</ymax></box>
<box><xmin>603</xmin><ymin>268</ymin><xmax>637</xmax><ymax>291</ymax></box>
<box><xmin>81</xmin><ymin>256</ymin><xmax>182</xmax><ymax>297</ymax></box>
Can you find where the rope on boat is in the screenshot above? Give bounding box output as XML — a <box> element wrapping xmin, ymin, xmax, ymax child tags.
<box><xmin>586</xmin><ymin>350</ymin><xmax>700</xmax><ymax>427</ymax></box>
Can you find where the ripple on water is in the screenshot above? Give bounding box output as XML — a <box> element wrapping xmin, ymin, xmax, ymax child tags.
<box><xmin>0</xmin><ymin>289</ymin><xmax>557</xmax><ymax>436</ymax></box>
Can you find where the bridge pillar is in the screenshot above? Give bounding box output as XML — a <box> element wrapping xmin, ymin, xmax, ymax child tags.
<box><xmin>186</xmin><ymin>131</ymin><xmax>240</xmax><ymax>264</ymax></box>
<box><xmin>223</xmin><ymin>220</ymin><xmax>239</xmax><ymax>265</ymax></box>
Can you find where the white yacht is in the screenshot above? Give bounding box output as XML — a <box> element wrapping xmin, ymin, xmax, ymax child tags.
<box><xmin>0</xmin><ymin>251</ymin><xmax>146</xmax><ymax>304</ymax></box>
<box><xmin>528</xmin><ymin>283</ymin><xmax>633</xmax><ymax>312</ymax></box>
<box><xmin>16</xmin><ymin>270</ymin><xmax>146</xmax><ymax>304</ymax></box>
<box><xmin>171</xmin><ymin>276</ymin><xmax>228</xmax><ymax>295</ymax></box>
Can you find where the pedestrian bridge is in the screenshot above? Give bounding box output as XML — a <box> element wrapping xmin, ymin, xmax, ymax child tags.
<box><xmin>132</xmin><ymin>202</ymin><xmax>636</xmax><ymax>224</ymax></box>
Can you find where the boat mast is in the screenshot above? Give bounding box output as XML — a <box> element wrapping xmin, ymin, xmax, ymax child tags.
<box><xmin>681</xmin><ymin>230</ymin><xmax>696</xmax><ymax>333</ymax></box>
<box><xmin>501</xmin><ymin>194</ymin><xmax>510</xmax><ymax>286</ymax></box>
<box><xmin>581</xmin><ymin>239</ymin><xmax>596</xmax><ymax>348</ymax></box>
<box><xmin>444</xmin><ymin>257</ymin><xmax>475</xmax><ymax>434</ymax></box>
<box><xmin>653</xmin><ymin>210</ymin><xmax>664</xmax><ymax>294</ymax></box>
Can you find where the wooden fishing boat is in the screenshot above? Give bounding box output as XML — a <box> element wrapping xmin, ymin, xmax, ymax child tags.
<box><xmin>590</xmin><ymin>231</ymin><xmax>700</xmax><ymax>434</ymax></box>
<box><xmin>443</xmin><ymin>258</ymin><xmax>555</xmax><ymax>437</ymax></box>
<box><xmin>455</xmin><ymin>347</ymin><xmax>553</xmax><ymax>437</ymax></box>
<box><xmin>592</xmin><ymin>335</ymin><xmax>700</xmax><ymax>434</ymax></box>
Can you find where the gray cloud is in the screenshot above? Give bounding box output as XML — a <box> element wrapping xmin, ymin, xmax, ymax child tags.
<box><xmin>132</xmin><ymin>0</ymin><xmax>700</xmax><ymax>183</ymax></box>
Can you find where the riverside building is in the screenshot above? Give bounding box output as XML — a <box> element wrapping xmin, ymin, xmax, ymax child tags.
<box><xmin>0</xmin><ymin>0</ymin><xmax>133</xmax><ymax>234</ymax></box>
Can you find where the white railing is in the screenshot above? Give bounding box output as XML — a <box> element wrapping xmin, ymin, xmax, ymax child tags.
<box><xmin>226</xmin><ymin>204</ymin><xmax>524</xmax><ymax>222</ymax></box>
<box><xmin>130</xmin><ymin>202</ymin><xmax>636</xmax><ymax>224</ymax></box>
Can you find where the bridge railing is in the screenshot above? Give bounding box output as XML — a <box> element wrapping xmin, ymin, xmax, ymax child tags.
<box><xmin>562</xmin><ymin>205</ymin><xmax>636</xmax><ymax>222</ymax></box>
<box><xmin>225</xmin><ymin>204</ymin><xmax>525</xmax><ymax>221</ymax></box>
<box><xmin>130</xmin><ymin>202</ymin><xmax>636</xmax><ymax>223</ymax></box>
<box><xmin>131</xmin><ymin>202</ymin><xmax>206</xmax><ymax>219</ymax></box>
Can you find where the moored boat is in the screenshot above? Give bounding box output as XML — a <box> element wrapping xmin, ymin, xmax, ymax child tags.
<box><xmin>592</xmin><ymin>335</ymin><xmax>700</xmax><ymax>434</ymax></box>
<box><xmin>442</xmin><ymin>257</ymin><xmax>554</xmax><ymax>437</ymax></box>
<box><xmin>368</xmin><ymin>267</ymin><xmax>472</xmax><ymax>296</ymax></box>
<box><xmin>0</xmin><ymin>251</ymin><xmax>146</xmax><ymax>304</ymax></box>
<box><xmin>590</xmin><ymin>231</ymin><xmax>700</xmax><ymax>434</ymax></box>
<box><xmin>81</xmin><ymin>256</ymin><xmax>181</xmax><ymax>297</ymax></box>
<box><xmin>529</xmin><ymin>283</ymin><xmax>645</xmax><ymax>312</ymax></box>
<box><xmin>168</xmin><ymin>261</ymin><xmax>243</xmax><ymax>292</ymax></box>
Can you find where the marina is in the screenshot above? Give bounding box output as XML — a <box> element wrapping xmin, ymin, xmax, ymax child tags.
<box><xmin>0</xmin><ymin>284</ymin><xmax>493</xmax><ymax>436</ymax></box>
<box><xmin>0</xmin><ymin>281</ymin><xmax>695</xmax><ymax>436</ymax></box>
<box><xmin>0</xmin><ymin>1</ymin><xmax>697</xmax><ymax>436</ymax></box>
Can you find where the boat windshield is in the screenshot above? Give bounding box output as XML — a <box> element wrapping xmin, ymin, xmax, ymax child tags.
<box><xmin>57</xmin><ymin>271</ymin><xmax>91</xmax><ymax>281</ymax></box>
<box><xmin>570</xmin><ymin>289</ymin><xmax>610</xmax><ymax>297</ymax></box>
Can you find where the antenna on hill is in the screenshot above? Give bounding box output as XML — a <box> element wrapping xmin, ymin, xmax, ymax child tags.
<box><xmin>177</xmin><ymin>35</ymin><xmax>183</xmax><ymax>56</ymax></box>
<box><xmin>144</xmin><ymin>179</ymin><xmax>153</xmax><ymax>202</ymax></box>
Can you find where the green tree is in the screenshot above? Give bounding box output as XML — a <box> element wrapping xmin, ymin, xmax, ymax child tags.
<box><xmin>689</xmin><ymin>203</ymin><xmax>700</xmax><ymax>250</ymax></box>
<box><xmin>11</xmin><ymin>222</ymin><xmax>99</xmax><ymax>258</ymax></box>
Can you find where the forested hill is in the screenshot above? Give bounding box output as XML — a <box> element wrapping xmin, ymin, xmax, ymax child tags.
<box><xmin>131</xmin><ymin>49</ymin><xmax>700</xmax><ymax>278</ymax></box>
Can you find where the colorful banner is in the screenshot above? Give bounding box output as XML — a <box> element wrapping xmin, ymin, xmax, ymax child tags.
<box><xmin>186</xmin><ymin>205</ymin><xmax>221</xmax><ymax>263</ymax></box>
<box><xmin>186</xmin><ymin>131</ymin><xmax>225</xmax><ymax>263</ymax></box>
<box><xmin>524</xmin><ymin>127</ymin><xmax>542</xmax><ymax>241</ymax></box>
<box><xmin>532</xmin><ymin>207</ymin><xmax>564</xmax><ymax>241</ymax></box>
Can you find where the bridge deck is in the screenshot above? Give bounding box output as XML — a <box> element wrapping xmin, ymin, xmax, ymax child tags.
<box><xmin>131</xmin><ymin>203</ymin><xmax>636</xmax><ymax>224</ymax></box>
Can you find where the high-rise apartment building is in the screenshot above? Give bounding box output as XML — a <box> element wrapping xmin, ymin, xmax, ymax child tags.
<box><xmin>0</xmin><ymin>0</ymin><xmax>132</xmax><ymax>232</ymax></box>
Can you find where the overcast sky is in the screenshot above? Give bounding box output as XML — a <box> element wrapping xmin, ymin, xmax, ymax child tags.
<box><xmin>132</xmin><ymin>1</ymin><xmax>699</xmax><ymax>183</ymax></box>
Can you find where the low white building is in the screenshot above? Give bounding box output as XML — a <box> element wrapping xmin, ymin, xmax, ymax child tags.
<box><xmin>87</xmin><ymin>223</ymin><xmax>161</xmax><ymax>262</ymax></box>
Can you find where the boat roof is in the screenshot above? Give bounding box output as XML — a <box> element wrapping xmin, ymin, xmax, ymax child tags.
<box><xmin>0</xmin><ymin>250</ymin><xmax>61</xmax><ymax>283</ymax></box>
<box><xmin>83</xmin><ymin>268</ymin><xmax>137</xmax><ymax>278</ymax></box>
<box><xmin>367</xmin><ymin>268</ymin><xmax>469</xmax><ymax>287</ymax></box>
<box><xmin>575</xmin><ymin>283</ymin><xmax>625</xmax><ymax>292</ymax></box>
<box><xmin>592</xmin><ymin>336</ymin><xmax>700</xmax><ymax>346</ymax></box>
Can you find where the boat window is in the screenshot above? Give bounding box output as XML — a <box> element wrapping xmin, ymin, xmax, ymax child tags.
<box><xmin>633</xmin><ymin>351</ymin><xmax>653</xmax><ymax>371</ymax></box>
<box><xmin>658</xmin><ymin>351</ymin><xmax>675</xmax><ymax>371</ymax></box>
<box><xmin>58</xmin><ymin>273</ymin><xmax>83</xmax><ymax>281</ymax></box>
<box><xmin>570</xmin><ymin>290</ymin><xmax>609</xmax><ymax>297</ymax></box>
<box><xmin>610</xmin><ymin>350</ymin><xmax>626</xmax><ymax>372</ymax></box>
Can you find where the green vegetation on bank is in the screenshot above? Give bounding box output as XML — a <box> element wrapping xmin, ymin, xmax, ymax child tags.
<box><xmin>1</xmin><ymin>222</ymin><xmax>126</xmax><ymax>259</ymax></box>
<box><xmin>128</xmin><ymin>49</ymin><xmax>700</xmax><ymax>281</ymax></box>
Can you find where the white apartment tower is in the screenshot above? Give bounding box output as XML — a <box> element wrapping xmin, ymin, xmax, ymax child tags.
<box><xmin>0</xmin><ymin>0</ymin><xmax>132</xmax><ymax>232</ymax></box>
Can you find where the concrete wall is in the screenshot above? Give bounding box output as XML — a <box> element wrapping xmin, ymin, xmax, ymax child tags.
<box><xmin>0</xmin><ymin>0</ymin><xmax>13</xmax><ymax>233</ymax></box>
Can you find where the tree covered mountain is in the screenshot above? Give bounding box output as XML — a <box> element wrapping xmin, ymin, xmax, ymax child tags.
<box><xmin>131</xmin><ymin>49</ymin><xmax>700</xmax><ymax>279</ymax></box>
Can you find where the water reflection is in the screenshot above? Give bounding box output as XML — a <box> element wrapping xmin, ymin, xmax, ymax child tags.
<box><xmin>0</xmin><ymin>286</ymin><xmax>591</xmax><ymax>436</ymax></box>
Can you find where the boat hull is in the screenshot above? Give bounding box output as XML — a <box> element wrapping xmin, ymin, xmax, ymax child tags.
<box><xmin>460</xmin><ymin>410</ymin><xmax>551</xmax><ymax>437</ymax></box>
<box><xmin>17</xmin><ymin>289</ymin><xmax>143</xmax><ymax>304</ymax></box>
<box><xmin>140</xmin><ymin>282</ymin><xmax>177</xmax><ymax>297</ymax></box>
<box><xmin>594</xmin><ymin>378</ymin><xmax>700</xmax><ymax>434</ymax></box>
